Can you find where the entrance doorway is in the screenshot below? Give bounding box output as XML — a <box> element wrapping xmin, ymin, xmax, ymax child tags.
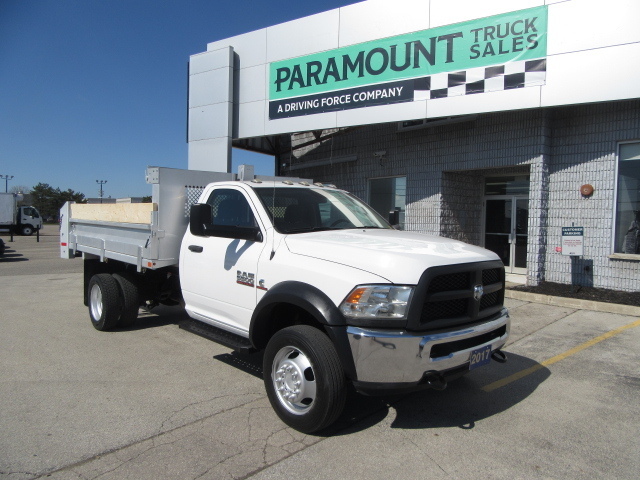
<box><xmin>483</xmin><ymin>176</ymin><xmax>530</xmax><ymax>275</ymax></box>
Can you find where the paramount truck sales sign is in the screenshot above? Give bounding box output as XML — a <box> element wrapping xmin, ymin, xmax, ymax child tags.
<box><xmin>269</xmin><ymin>6</ymin><xmax>548</xmax><ymax>119</ymax></box>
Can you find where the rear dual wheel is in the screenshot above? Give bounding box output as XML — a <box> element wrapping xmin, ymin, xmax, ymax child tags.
<box><xmin>88</xmin><ymin>273</ymin><xmax>140</xmax><ymax>331</ymax></box>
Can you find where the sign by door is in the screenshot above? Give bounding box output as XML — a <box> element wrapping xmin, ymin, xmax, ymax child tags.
<box><xmin>561</xmin><ymin>227</ymin><xmax>584</xmax><ymax>256</ymax></box>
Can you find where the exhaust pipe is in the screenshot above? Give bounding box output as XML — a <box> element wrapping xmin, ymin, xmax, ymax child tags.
<box><xmin>423</xmin><ymin>371</ymin><xmax>447</xmax><ymax>391</ymax></box>
<box><xmin>491</xmin><ymin>349</ymin><xmax>508</xmax><ymax>363</ymax></box>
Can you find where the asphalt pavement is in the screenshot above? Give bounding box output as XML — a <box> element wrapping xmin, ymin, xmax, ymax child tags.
<box><xmin>1</xmin><ymin>225</ymin><xmax>639</xmax><ymax>479</ymax></box>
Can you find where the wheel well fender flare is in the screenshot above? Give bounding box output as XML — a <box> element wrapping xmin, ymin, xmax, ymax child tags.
<box><xmin>250</xmin><ymin>281</ymin><xmax>357</xmax><ymax>380</ymax></box>
<box><xmin>250</xmin><ymin>281</ymin><xmax>346</xmax><ymax>345</ymax></box>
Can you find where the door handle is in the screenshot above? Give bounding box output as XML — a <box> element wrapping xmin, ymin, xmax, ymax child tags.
<box><xmin>188</xmin><ymin>245</ymin><xmax>203</xmax><ymax>253</ymax></box>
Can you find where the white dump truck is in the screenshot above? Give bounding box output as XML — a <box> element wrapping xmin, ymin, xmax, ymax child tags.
<box><xmin>0</xmin><ymin>192</ymin><xmax>43</xmax><ymax>236</ymax></box>
<box><xmin>60</xmin><ymin>166</ymin><xmax>509</xmax><ymax>433</ymax></box>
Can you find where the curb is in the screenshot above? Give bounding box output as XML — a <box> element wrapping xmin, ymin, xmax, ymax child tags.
<box><xmin>505</xmin><ymin>289</ymin><xmax>640</xmax><ymax>316</ymax></box>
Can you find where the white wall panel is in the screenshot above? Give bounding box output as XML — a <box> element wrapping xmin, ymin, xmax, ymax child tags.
<box><xmin>336</xmin><ymin>100</ymin><xmax>427</xmax><ymax>128</ymax></box>
<box><xmin>188</xmin><ymin>102</ymin><xmax>232</xmax><ymax>142</ymax></box>
<box><xmin>207</xmin><ymin>29</ymin><xmax>268</xmax><ymax>70</ymax></box>
<box><xmin>430</xmin><ymin>0</ymin><xmax>543</xmax><ymax>27</ymax></box>
<box><xmin>189</xmin><ymin>47</ymin><xmax>233</xmax><ymax>75</ymax></box>
<box><xmin>547</xmin><ymin>0</ymin><xmax>640</xmax><ymax>55</ymax></box>
<box><xmin>265</xmin><ymin>111</ymin><xmax>337</xmax><ymax>136</ymax></box>
<box><xmin>266</xmin><ymin>9</ymin><xmax>340</xmax><ymax>63</ymax></box>
<box><xmin>189</xmin><ymin>68</ymin><xmax>233</xmax><ymax>108</ymax></box>
<box><xmin>237</xmin><ymin>64</ymin><xmax>266</xmax><ymax>104</ymax></box>
<box><xmin>338</xmin><ymin>0</ymin><xmax>430</xmax><ymax>47</ymax></box>
<box><xmin>237</xmin><ymin>101</ymin><xmax>266</xmax><ymax>138</ymax></box>
<box><xmin>188</xmin><ymin>137</ymin><xmax>231</xmax><ymax>172</ymax></box>
<box><xmin>542</xmin><ymin>43</ymin><xmax>640</xmax><ymax>107</ymax></box>
<box><xmin>427</xmin><ymin>87</ymin><xmax>542</xmax><ymax>118</ymax></box>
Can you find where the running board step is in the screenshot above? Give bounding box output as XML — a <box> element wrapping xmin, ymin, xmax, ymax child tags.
<box><xmin>180</xmin><ymin>320</ymin><xmax>255</xmax><ymax>354</ymax></box>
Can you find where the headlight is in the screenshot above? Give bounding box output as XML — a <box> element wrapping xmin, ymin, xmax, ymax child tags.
<box><xmin>340</xmin><ymin>285</ymin><xmax>414</xmax><ymax>320</ymax></box>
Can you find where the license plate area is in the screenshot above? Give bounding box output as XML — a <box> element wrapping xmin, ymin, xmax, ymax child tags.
<box><xmin>469</xmin><ymin>345</ymin><xmax>492</xmax><ymax>370</ymax></box>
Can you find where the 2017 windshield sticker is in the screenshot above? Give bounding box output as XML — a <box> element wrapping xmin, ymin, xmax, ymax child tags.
<box><xmin>268</xmin><ymin>6</ymin><xmax>547</xmax><ymax>119</ymax></box>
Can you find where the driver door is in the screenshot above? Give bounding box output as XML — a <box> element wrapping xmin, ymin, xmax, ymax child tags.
<box><xmin>181</xmin><ymin>187</ymin><xmax>267</xmax><ymax>334</ymax></box>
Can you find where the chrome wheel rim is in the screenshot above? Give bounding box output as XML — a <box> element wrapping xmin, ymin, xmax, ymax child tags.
<box><xmin>271</xmin><ymin>346</ymin><xmax>316</xmax><ymax>415</ymax></box>
<box><xmin>89</xmin><ymin>284</ymin><xmax>103</xmax><ymax>322</ymax></box>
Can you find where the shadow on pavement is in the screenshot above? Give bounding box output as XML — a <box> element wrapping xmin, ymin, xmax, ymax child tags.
<box><xmin>329</xmin><ymin>352</ymin><xmax>550</xmax><ymax>435</ymax></box>
<box><xmin>105</xmin><ymin>305</ymin><xmax>191</xmax><ymax>331</ymax></box>
<box><xmin>0</xmin><ymin>251</ymin><xmax>28</xmax><ymax>262</ymax></box>
<box><xmin>120</xmin><ymin>308</ymin><xmax>550</xmax><ymax>436</ymax></box>
<box><xmin>207</xmin><ymin>349</ymin><xmax>549</xmax><ymax>437</ymax></box>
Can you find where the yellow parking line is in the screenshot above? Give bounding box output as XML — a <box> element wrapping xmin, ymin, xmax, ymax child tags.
<box><xmin>482</xmin><ymin>318</ymin><xmax>640</xmax><ymax>393</ymax></box>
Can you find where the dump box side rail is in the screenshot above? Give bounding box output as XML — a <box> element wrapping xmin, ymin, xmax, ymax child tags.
<box><xmin>60</xmin><ymin>167</ymin><xmax>235</xmax><ymax>270</ymax></box>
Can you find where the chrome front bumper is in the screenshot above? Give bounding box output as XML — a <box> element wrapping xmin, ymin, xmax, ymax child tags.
<box><xmin>346</xmin><ymin>308</ymin><xmax>510</xmax><ymax>384</ymax></box>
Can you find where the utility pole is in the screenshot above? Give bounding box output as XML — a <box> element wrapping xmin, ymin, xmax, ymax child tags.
<box><xmin>96</xmin><ymin>180</ymin><xmax>107</xmax><ymax>204</ymax></box>
<box><xmin>0</xmin><ymin>175</ymin><xmax>14</xmax><ymax>193</ymax></box>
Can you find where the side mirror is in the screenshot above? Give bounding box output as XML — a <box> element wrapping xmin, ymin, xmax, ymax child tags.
<box><xmin>189</xmin><ymin>203</ymin><xmax>263</xmax><ymax>242</ymax></box>
<box><xmin>190</xmin><ymin>203</ymin><xmax>212</xmax><ymax>237</ymax></box>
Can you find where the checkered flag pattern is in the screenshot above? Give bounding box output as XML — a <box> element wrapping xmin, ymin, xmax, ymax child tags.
<box><xmin>414</xmin><ymin>59</ymin><xmax>546</xmax><ymax>101</ymax></box>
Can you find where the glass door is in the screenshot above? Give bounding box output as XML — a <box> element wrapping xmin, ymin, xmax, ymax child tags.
<box><xmin>484</xmin><ymin>197</ymin><xmax>528</xmax><ymax>274</ymax></box>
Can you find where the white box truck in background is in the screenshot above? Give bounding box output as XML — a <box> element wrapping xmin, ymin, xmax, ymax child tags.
<box><xmin>0</xmin><ymin>193</ymin><xmax>43</xmax><ymax>236</ymax></box>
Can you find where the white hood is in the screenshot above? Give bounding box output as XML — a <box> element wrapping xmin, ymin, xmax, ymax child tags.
<box><xmin>284</xmin><ymin>229</ymin><xmax>500</xmax><ymax>284</ymax></box>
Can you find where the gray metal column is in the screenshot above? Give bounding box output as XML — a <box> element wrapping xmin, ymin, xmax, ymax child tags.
<box><xmin>188</xmin><ymin>46</ymin><xmax>234</xmax><ymax>172</ymax></box>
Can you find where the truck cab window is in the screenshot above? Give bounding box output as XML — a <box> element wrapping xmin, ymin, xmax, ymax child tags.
<box><xmin>206</xmin><ymin>189</ymin><xmax>257</xmax><ymax>228</ymax></box>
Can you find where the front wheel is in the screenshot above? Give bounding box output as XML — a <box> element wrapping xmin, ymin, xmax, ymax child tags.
<box><xmin>263</xmin><ymin>325</ymin><xmax>346</xmax><ymax>433</ymax></box>
<box><xmin>21</xmin><ymin>225</ymin><xmax>34</xmax><ymax>236</ymax></box>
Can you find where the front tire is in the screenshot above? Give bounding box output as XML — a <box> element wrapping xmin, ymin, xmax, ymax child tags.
<box><xmin>21</xmin><ymin>225</ymin><xmax>34</xmax><ymax>236</ymax></box>
<box><xmin>88</xmin><ymin>274</ymin><xmax>122</xmax><ymax>331</ymax></box>
<box><xmin>263</xmin><ymin>325</ymin><xmax>346</xmax><ymax>433</ymax></box>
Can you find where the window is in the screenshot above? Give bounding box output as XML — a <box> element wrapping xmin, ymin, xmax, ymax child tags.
<box><xmin>369</xmin><ymin>177</ymin><xmax>406</xmax><ymax>228</ymax></box>
<box><xmin>614</xmin><ymin>142</ymin><xmax>640</xmax><ymax>254</ymax></box>
<box><xmin>206</xmin><ymin>189</ymin><xmax>257</xmax><ymax>228</ymax></box>
<box><xmin>254</xmin><ymin>187</ymin><xmax>389</xmax><ymax>234</ymax></box>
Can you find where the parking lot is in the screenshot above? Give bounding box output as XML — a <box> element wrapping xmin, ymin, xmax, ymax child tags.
<box><xmin>1</xmin><ymin>225</ymin><xmax>639</xmax><ymax>479</ymax></box>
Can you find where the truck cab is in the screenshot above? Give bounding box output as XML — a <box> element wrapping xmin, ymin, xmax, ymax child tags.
<box><xmin>17</xmin><ymin>206</ymin><xmax>42</xmax><ymax>236</ymax></box>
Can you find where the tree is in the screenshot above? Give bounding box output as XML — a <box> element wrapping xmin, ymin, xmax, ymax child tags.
<box><xmin>30</xmin><ymin>183</ymin><xmax>86</xmax><ymax>219</ymax></box>
<box><xmin>9</xmin><ymin>185</ymin><xmax>30</xmax><ymax>194</ymax></box>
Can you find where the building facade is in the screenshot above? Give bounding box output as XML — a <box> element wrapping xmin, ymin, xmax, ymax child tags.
<box><xmin>187</xmin><ymin>0</ymin><xmax>640</xmax><ymax>291</ymax></box>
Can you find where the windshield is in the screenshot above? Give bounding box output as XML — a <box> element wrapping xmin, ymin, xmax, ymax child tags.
<box><xmin>255</xmin><ymin>187</ymin><xmax>391</xmax><ymax>234</ymax></box>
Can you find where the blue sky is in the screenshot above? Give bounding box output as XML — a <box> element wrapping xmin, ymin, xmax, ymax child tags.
<box><xmin>0</xmin><ymin>0</ymin><xmax>353</xmax><ymax>199</ymax></box>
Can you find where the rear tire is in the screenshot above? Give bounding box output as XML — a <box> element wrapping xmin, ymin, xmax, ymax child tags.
<box><xmin>113</xmin><ymin>273</ymin><xmax>140</xmax><ymax>328</ymax></box>
<box><xmin>88</xmin><ymin>274</ymin><xmax>121</xmax><ymax>331</ymax></box>
<box><xmin>263</xmin><ymin>325</ymin><xmax>346</xmax><ymax>433</ymax></box>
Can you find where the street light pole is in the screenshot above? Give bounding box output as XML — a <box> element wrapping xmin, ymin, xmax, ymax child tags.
<box><xmin>96</xmin><ymin>180</ymin><xmax>107</xmax><ymax>204</ymax></box>
<box><xmin>0</xmin><ymin>175</ymin><xmax>14</xmax><ymax>192</ymax></box>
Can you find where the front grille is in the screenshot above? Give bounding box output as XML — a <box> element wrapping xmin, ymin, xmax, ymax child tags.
<box><xmin>414</xmin><ymin>262</ymin><xmax>505</xmax><ymax>330</ymax></box>
<box><xmin>428</xmin><ymin>272</ymin><xmax>469</xmax><ymax>292</ymax></box>
<box><xmin>429</xmin><ymin>325</ymin><xmax>507</xmax><ymax>359</ymax></box>
<box><xmin>482</xmin><ymin>268</ymin><xmax>501</xmax><ymax>285</ymax></box>
<box><xmin>480</xmin><ymin>291</ymin><xmax>499</xmax><ymax>310</ymax></box>
<box><xmin>422</xmin><ymin>298</ymin><xmax>467</xmax><ymax>322</ymax></box>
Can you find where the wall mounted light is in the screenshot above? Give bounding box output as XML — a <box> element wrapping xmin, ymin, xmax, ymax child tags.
<box><xmin>580</xmin><ymin>184</ymin><xmax>594</xmax><ymax>197</ymax></box>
